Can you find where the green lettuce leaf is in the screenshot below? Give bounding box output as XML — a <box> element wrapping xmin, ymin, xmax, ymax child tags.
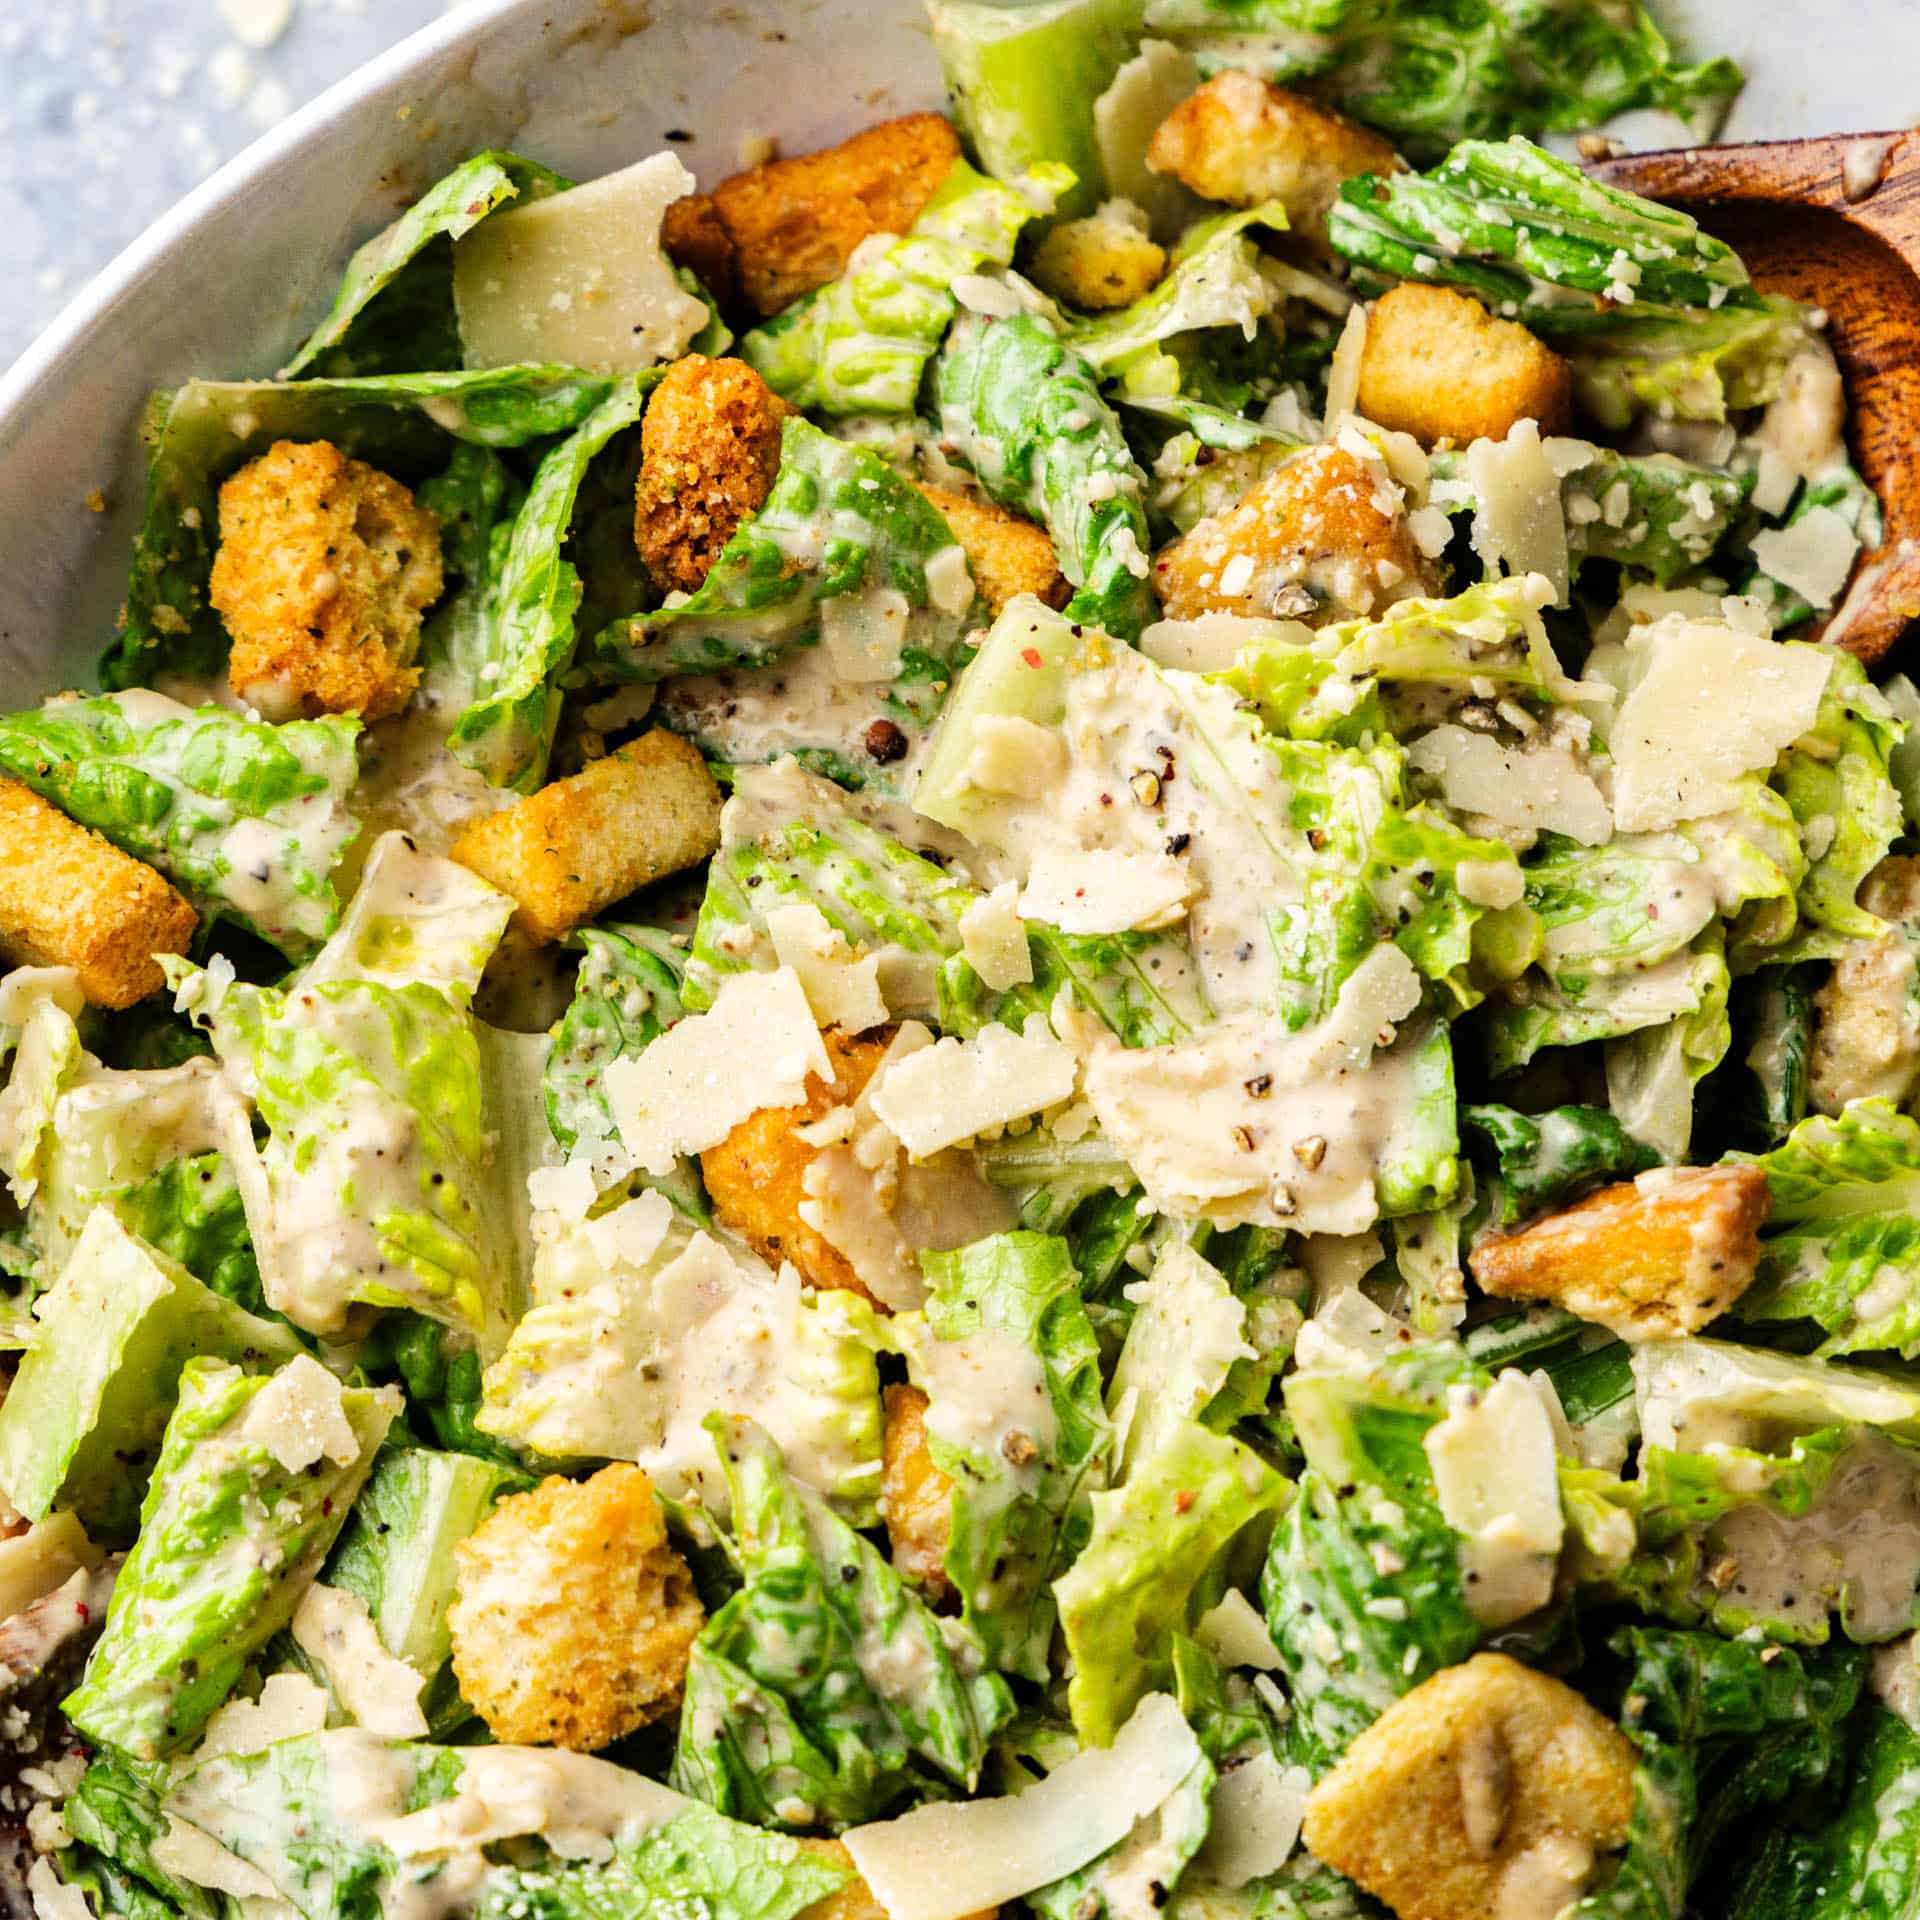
<box><xmin>1143</xmin><ymin>0</ymin><xmax>1740</xmax><ymax>157</ymax></box>
<box><xmin>1461</xmin><ymin>1103</ymin><xmax>1659</xmax><ymax>1227</ymax></box>
<box><xmin>904</xmin><ymin>1231</ymin><xmax>1112</xmax><ymax>1681</ymax></box>
<box><xmin>0</xmin><ymin>691</ymin><xmax>360</xmax><ymax>954</ymax></box>
<box><xmin>934</xmin><ymin>311</ymin><xmax>1158</xmax><ymax>640</ymax></box>
<box><xmin>103</xmin><ymin>369</ymin><xmax>617</xmax><ymax>690</ymax></box>
<box><xmin>743</xmin><ymin>158</ymin><xmax>1071</xmax><ymax>414</ymax></box>
<box><xmin>1056</xmin><ymin>1418</ymin><xmax>1290</xmax><ymax>1745</ymax></box>
<box><xmin>447</xmin><ymin>372</ymin><xmax>657</xmax><ymax>789</ymax></box>
<box><xmin>64</xmin><ymin>1356</ymin><xmax>399</xmax><ymax>1759</ymax></box>
<box><xmin>670</xmin><ymin>1416</ymin><xmax>1012</xmax><ymax>1827</ymax></box>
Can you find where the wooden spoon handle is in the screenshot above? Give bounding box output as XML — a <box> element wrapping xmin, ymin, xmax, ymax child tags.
<box><xmin>1596</xmin><ymin>130</ymin><xmax>1920</xmax><ymax>253</ymax></box>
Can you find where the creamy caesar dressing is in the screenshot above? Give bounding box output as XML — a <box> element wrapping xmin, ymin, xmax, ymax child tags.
<box><xmin>659</xmin><ymin>642</ymin><xmax>935</xmax><ymax>786</ymax></box>
<box><xmin>1702</xmin><ymin>1432</ymin><xmax>1920</xmax><ymax>1640</ymax></box>
<box><xmin>914</xmin><ymin>1324</ymin><xmax>1060</xmax><ymax>1474</ymax></box>
<box><xmin>1069</xmin><ymin>943</ymin><xmax>1425</xmax><ymax>1233</ymax></box>
<box><xmin>352</xmin><ymin>698</ymin><xmax>513</xmax><ymax>873</ymax></box>
<box><xmin>290</xmin><ymin>1582</ymin><xmax>428</xmax><ymax>1738</ymax></box>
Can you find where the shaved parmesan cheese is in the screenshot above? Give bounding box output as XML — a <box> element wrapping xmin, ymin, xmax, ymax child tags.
<box><xmin>1455</xmin><ymin>857</ymin><xmax>1525</xmax><ymax>908</ymax></box>
<box><xmin>767</xmin><ymin>903</ymin><xmax>889</xmax><ymax>1033</ymax></box>
<box><xmin>1609</xmin><ymin>617</ymin><xmax>1833</xmax><ymax>833</ymax></box>
<box><xmin>374</xmin><ymin>1742</ymin><xmax>685</xmax><ymax>1860</ymax></box>
<box><xmin>1094</xmin><ymin>41</ymin><xmax>1204</xmax><ymax>240</ymax></box>
<box><xmin>966</xmin><ymin>714</ymin><xmax>1068</xmax><ymax>798</ymax></box>
<box><xmin>1139</xmin><ymin>613</ymin><xmax>1309</xmax><ymax>673</ymax></box>
<box><xmin>153</xmin><ymin>1819</ymin><xmax>278</xmax><ymax>1901</ymax></box>
<box><xmin>959</xmin><ymin>883</ymin><xmax>1034</xmax><ymax>992</ymax></box>
<box><xmin>1192</xmin><ymin>1753</ymin><xmax>1310</xmax><ymax>1889</ymax></box>
<box><xmin>845</xmin><ymin>1693</ymin><xmax>1203</xmax><ymax>1920</ymax></box>
<box><xmin>819</xmin><ymin>585</ymin><xmax>914</xmax><ymax>683</ymax></box>
<box><xmin>1323</xmin><ymin>305</ymin><xmax>1367</xmax><ymax>432</ymax></box>
<box><xmin>528</xmin><ymin>1157</ymin><xmax>598</xmax><ymax>1221</ymax></box>
<box><xmin>29</xmin><ymin>1859</ymin><xmax>92</xmax><ymax>1920</ymax></box>
<box><xmin>867</xmin><ymin>1022</ymin><xmax>1077</xmax><ymax>1158</ymax></box>
<box><xmin>1408</xmin><ymin>725</ymin><xmax>1611</xmax><ymax>845</ymax></box>
<box><xmin>292</xmin><ymin>1585</ymin><xmax>428</xmax><ymax>1739</ymax></box>
<box><xmin>1019</xmin><ymin>846</ymin><xmax>1193</xmax><ymax>934</ymax></box>
<box><xmin>1467</xmin><ymin>421</ymin><xmax>1570</xmax><ymax>605</ymax></box>
<box><xmin>603</xmin><ymin>968</ymin><xmax>831</xmax><ymax>1177</ymax></box>
<box><xmin>1750</xmin><ymin>504</ymin><xmax>1860</xmax><ymax>611</ymax></box>
<box><xmin>0</xmin><ymin>1515</ymin><xmax>100</xmax><ymax>1624</ymax></box>
<box><xmin>1193</xmin><ymin>1589</ymin><xmax>1284</xmax><ymax>1671</ymax></box>
<box><xmin>453</xmin><ymin>153</ymin><xmax>709</xmax><ymax>373</ymax></box>
<box><xmin>198</xmin><ymin>1673</ymin><xmax>329</xmax><ymax>1760</ymax></box>
<box><xmin>244</xmin><ymin>1355</ymin><xmax>362</xmax><ymax>1473</ymax></box>
<box><xmin>1425</xmin><ymin>1372</ymin><xmax>1564</xmax><ymax>1628</ymax></box>
<box><xmin>923</xmin><ymin>544</ymin><xmax>976</xmax><ymax>617</ymax></box>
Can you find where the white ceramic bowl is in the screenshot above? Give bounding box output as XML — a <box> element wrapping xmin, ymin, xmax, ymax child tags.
<box><xmin>0</xmin><ymin>0</ymin><xmax>1914</xmax><ymax>703</ymax></box>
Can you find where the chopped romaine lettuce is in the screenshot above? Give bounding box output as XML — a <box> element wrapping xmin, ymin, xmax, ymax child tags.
<box><xmin>64</xmin><ymin>1355</ymin><xmax>399</xmax><ymax>1759</ymax></box>
<box><xmin>672</xmin><ymin>1417</ymin><xmax>1012</xmax><ymax>1827</ymax></box>
<box><xmin>903</xmin><ymin>1231</ymin><xmax>1112</xmax><ymax>1680</ymax></box>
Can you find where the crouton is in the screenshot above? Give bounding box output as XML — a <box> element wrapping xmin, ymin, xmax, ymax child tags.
<box><xmin>1469</xmin><ymin>1163</ymin><xmax>1770</xmax><ymax>1341</ymax></box>
<box><xmin>1303</xmin><ymin>1653</ymin><xmax>1636</xmax><ymax>1920</ymax></box>
<box><xmin>210</xmin><ymin>439</ymin><xmax>443</xmax><ymax>722</ymax></box>
<box><xmin>1029</xmin><ymin>201</ymin><xmax>1167</xmax><ymax>311</ymax></box>
<box><xmin>448</xmin><ymin>1464</ymin><xmax>703</xmax><ymax>1751</ymax></box>
<box><xmin>449</xmin><ymin>730</ymin><xmax>723</xmax><ymax>945</ymax></box>
<box><xmin>661</xmin><ymin>191</ymin><xmax>739</xmax><ymax>312</ymax></box>
<box><xmin>1146</xmin><ymin>73</ymin><xmax>1401</xmax><ymax>253</ymax></box>
<box><xmin>914</xmin><ymin>483</ymin><xmax>1068</xmax><ymax>615</ymax></box>
<box><xmin>634</xmin><ymin>354</ymin><xmax>788</xmax><ymax>596</ymax></box>
<box><xmin>881</xmin><ymin>1383</ymin><xmax>953</xmax><ymax>1598</ymax></box>
<box><xmin>1357</xmin><ymin>284</ymin><xmax>1574</xmax><ymax>447</ymax></box>
<box><xmin>1811</xmin><ymin>855</ymin><xmax>1920</xmax><ymax>1113</ymax></box>
<box><xmin>1153</xmin><ymin>442</ymin><xmax>1439</xmax><ymax>625</ymax></box>
<box><xmin>797</xmin><ymin>1841</ymin><xmax>995</xmax><ymax>1920</ymax></box>
<box><xmin>0</xmin><ymin>780</ymin><xmax>196</xmax><ymax>1009</ymax></box>
<box><xmin>702</xmin><ymin>1025</ymin><xmax>893</xmax><ymax>1300</ymax></box>
<box><xmin>708</xmin><ymin>112</ymin><xmax>962</xmax><ymax>317</ymax></box>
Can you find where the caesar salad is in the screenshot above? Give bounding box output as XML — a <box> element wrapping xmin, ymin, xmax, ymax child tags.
<box><xmin>0</xmin><ymin>4</ymin><xmax>1913</xmax><ymax>1920</ymax></box>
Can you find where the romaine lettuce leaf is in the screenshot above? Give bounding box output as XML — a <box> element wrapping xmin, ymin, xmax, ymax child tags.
<box><xmin>904</xmin><ymin>1231</ymin><xmax>1111</xmax><ymax>1680</ymax></box>
<box><xmin>164</xmin><ymin>1729</ymin><xmax>852</xmax><ymax>1920</ymax></box>
<box><xmin>1056</xmin><ymin>1419</ymin><xmax>1289</xmax><ymax>1745</ymax></box>
<box><xmin>447</xmin><ymin>371</ymin><xmax>657</xmax><ymax>789</ymax></box>
<box><xmin>283</xmin><ymin>150</ymin><xmax>573</xmax><ymax>378</ymax></box>
<box><xmin>1461</xmin><ymin>1103</ymin><xmax>1659</xmax><ymax>1227</ymax></box>
<box><xmin>743</xmin><ymin>158</ymin><xmax>1071</xmax><ymax>414</ymax></box>
<box><xmin>671</xmin><ymin>1417</ymin><xmax>1012</xmax><ymax>1827</ymax></box>
<box><xmin>934</xmin><ymin>311</ymin><xmax>1158</xmax><ymax>640</ymax></box>
<box><xmin>103</xmin><ymin>369</ymin><xmax>617</xmax><ymax>691</ymax></box>
<box><xmin>0</xmin><ymin>691</ymin><xmax>359</xmax><ymax>955</ymax></box>
<box><xmin>0</xmin><ymin>1208</ymin><xmax>301</xmax><ymax>1540</ymax></box>
<box><xmin>64</xmin><ymin>1356</ymin><xmax>399</xmax><ymax>1759</ymax></box>
<box><xmin>1144</xmin><ymin>0</ymin><xmax>1740</xmax><ymax>157</ymax></box>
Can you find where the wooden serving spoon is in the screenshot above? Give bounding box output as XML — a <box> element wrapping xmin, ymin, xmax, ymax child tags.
<box><xmin>1594</xmin><ymin>131</ymin><xmax>1920</xmax><ymax>667</ymax></box>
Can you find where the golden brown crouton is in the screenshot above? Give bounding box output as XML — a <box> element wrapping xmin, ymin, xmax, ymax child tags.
<box><xmin>448</xmin><ymin>1464</ymin><xmax>703</xmax><ymax>1751</ymax></box>
<box><xmin>635</xmin><ymin>355</ymin><xmax>788</xmax><ymax>596</ymax></box>
<box><xmin>661</xmin><ymin>191</ymin><xmax>739</xmax><ymax>312</ymax></box>
<box><xmin>0</xmin><ymin>780</ymin><xmax>196</xmax><ymax>1009</ymax></box>
<box><xmin>1470</xmin><ymin>1164</ymin><xmax>1770</xmax><ymax>1341</ymax></box>
<box><xmin>1357</xmin><ymin>284</ymin><xmax>1574</xmax><ymax>447</ymax></box>
<box><xmin>1304</xmin><ymin>1653</ymin><xmax>1636</xmax><ymax>1920</ymax></box>
<box><xmin>914</xmin><ymin>483</ymin><xmax>1068</xmax><ymax>616</ymax></box>
<box><xmin>1146</xmin><ymin>73</ymin><xmax>1401</xmax><ymax>253</ymax></box>
<box><xmin>709</xmin><ymin>113</ymin><xmax>962</xmax><ymax>317</ymax></box>
<box><xmin>1153</xmin><ymin>442</ymin><xmax>1439</xmax><ymax>625</ymax></box>
<box><xmin>210</xmin><ymin>439</ymin><xmax>443</xmax><ymax>722</ymax></box>
<box><xmin>1029</xmin><ymin>202</ymin><xmax>1167</xmax><ymax>311</ymax></box>
<box><xmin>701</xmin><ymin>1026</ymin><xmax>894</xmax><ymax>1302</ymax></box>
<box><xmin>797</xmin><ymin>1841</ymin><xmax>995</xmax><ymax>1920</ymax></box>
<box><xmin>1811</xmin><ymin>855</ymin><xmax>1920</xmax><ymax>1113</ymax></box>
<box><xmin>449</xmin><ymin>730</ymin><xmax>723</xmax><ymax>945</ymax></box>
<box><xmin>881</xmin><ymin>1383</ymin><xmax>953</xmax><ymax>1599</ymax></box>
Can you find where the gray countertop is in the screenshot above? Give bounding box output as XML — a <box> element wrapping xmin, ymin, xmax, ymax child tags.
<box><xmin>0</xmin><ymin>0</ymin><xmax>447</xmax><ymax>371</ymax></box>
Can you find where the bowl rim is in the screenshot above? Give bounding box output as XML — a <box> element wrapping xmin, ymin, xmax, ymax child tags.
<box><xmin>0</xmin><ymin>0</ymin><xmax>530</xmax><ymax>421</ymax></box>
